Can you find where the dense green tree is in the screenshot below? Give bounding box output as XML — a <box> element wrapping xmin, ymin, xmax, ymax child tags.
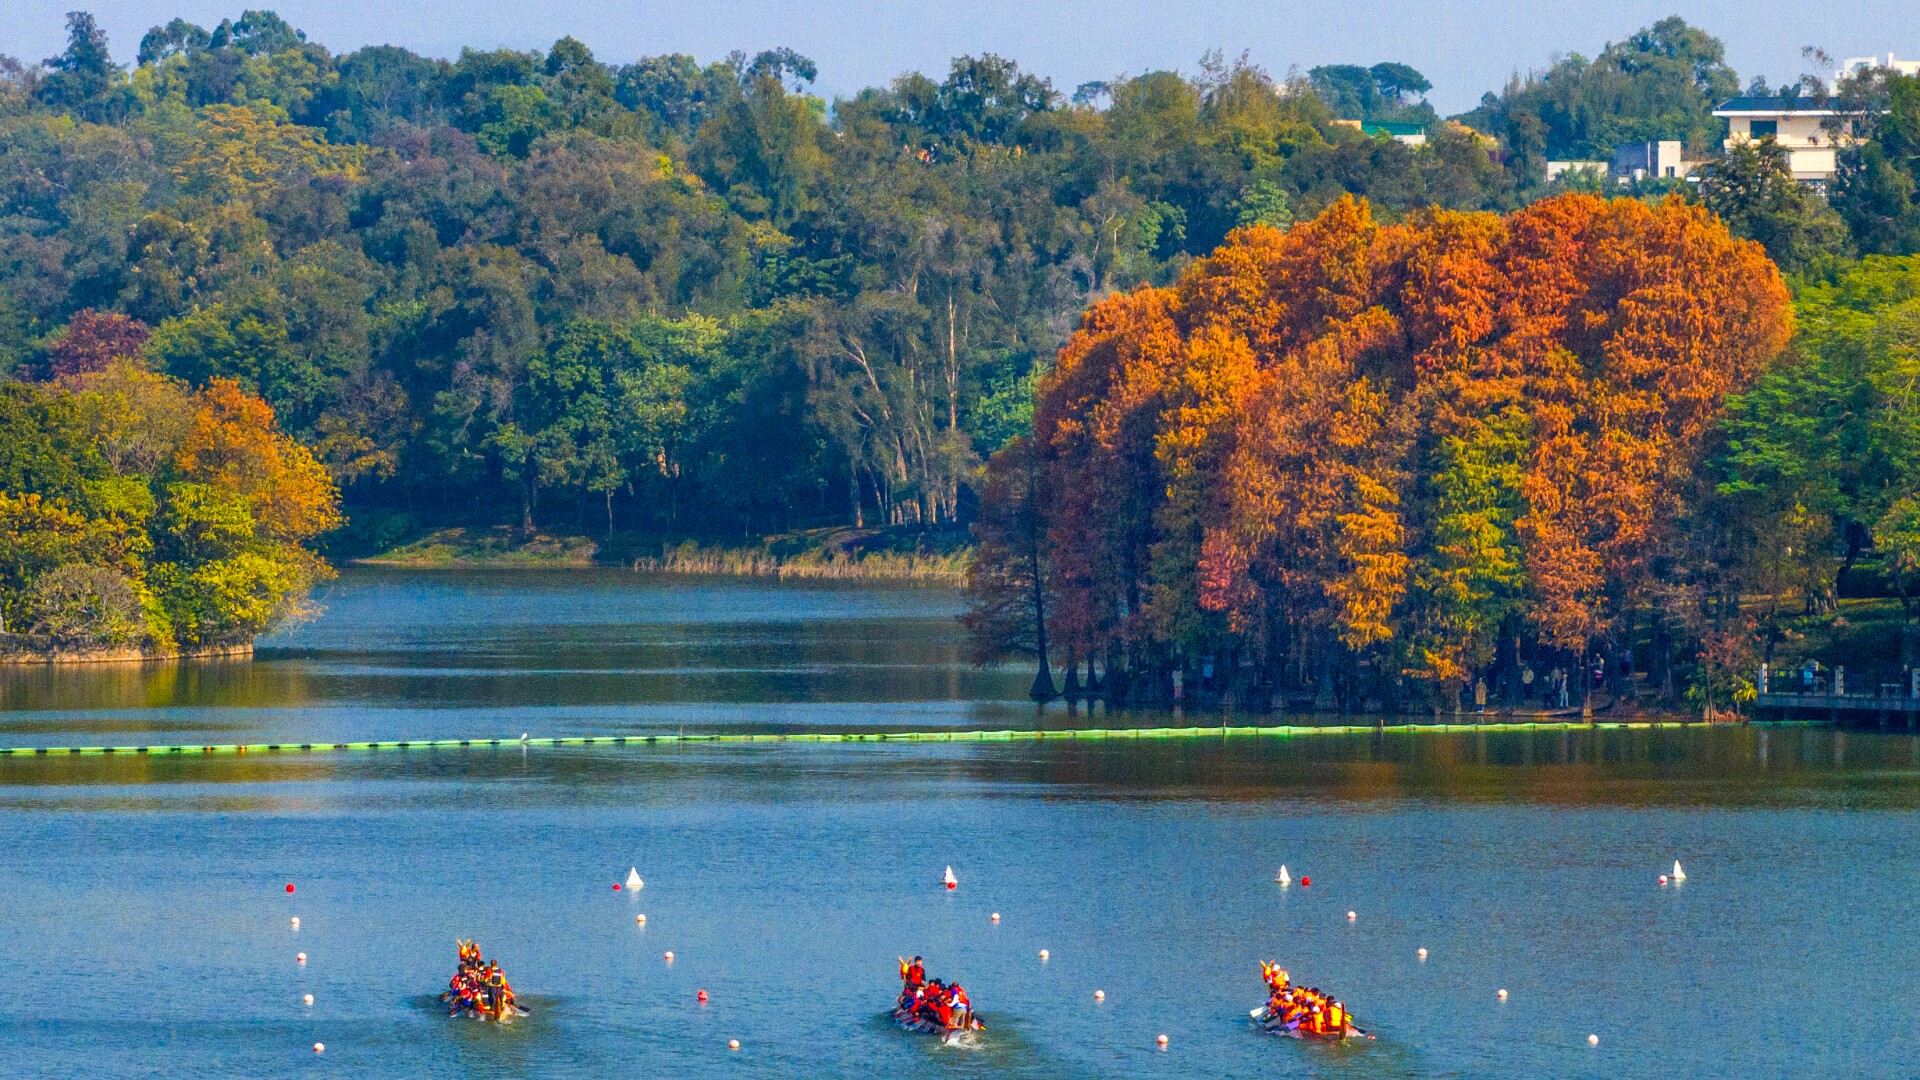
<box><xmin>1700</xmin><ymin>137</ymin><xmax>1852</xmax><ymax>273</ymax></box>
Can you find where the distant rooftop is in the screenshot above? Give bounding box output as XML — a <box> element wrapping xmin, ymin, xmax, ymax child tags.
<box><xmin>1712</xmin><ymin>96</ymin><xmax>1839</xmax><ymax>115</ymax></box>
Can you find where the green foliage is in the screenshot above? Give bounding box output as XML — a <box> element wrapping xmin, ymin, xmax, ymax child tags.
<box><xmin>1461</xmin><ymin>16</ymin><xmax>1736</xmax><ymax>179</ymax></box>
<box><xmin>1699</xmin><ymin>138</ymin><xmax>1852</xmax><ymax>274</ymax></box>
<box><xmin>1831</xmin><ymin>73</ymin><xmax>1920</xmax><ymax>255</ymax></box>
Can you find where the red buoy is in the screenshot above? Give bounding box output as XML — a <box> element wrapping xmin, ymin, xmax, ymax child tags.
<box><xmin>613</xmin><ymin>883</ymin><xmax>622</xmax><ymax>890</ymax></box>
<box><xmin>1300</xmin><ymin>876</ymin><xmax>1311</xmax><ymax>886</ymax></box>
<box><xmin>697</xmin><ymin>990</ymin><xmax>708</xmax><ymax>1002</ymax></box>
<box><xmin>285</xmin><ymin>883</ymin><xmax>295</xmax><ymax>893</ymax></box>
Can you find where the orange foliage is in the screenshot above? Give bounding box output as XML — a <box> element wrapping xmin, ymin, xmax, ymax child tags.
<box><xmin>175</xmin><ymin>379</ymin><xmax>343</xmax><ymax>543</ymax></box>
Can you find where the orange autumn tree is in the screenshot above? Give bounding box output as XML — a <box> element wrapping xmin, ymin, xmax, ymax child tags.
<box><xmin>970</xmin><ymin>193</ymin><xmax>1791</xmax><ymax>711</ymax></box>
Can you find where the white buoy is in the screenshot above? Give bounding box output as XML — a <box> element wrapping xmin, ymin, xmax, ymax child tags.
<box><xmin>664</xmin><ymin>951</ymin><xmax>675</xmax><ymax>962</ymax></box>
<box><xmin>1416</xmin><ymin>947</ymin><xmax>1427</xmax><ymax>960</ymax></box>
<box><xmin>313</xmin><ymin>1042</ymin><xmax>325</xmax><ymax>1053</ymax></box>
<box><xmin>1588</xmin><ymin>1034</ymin><xmax>1600</xmax><ymax>1046</ymax></box>
<box><xmin>295</xmin><ymin>952</ymin><xmax>307</xmax><ymax>964</ymax></box>
<box><xmin>520</xmin><ymin>732</ymin><xmax>529</xmax><ymax>743</ymax></box>
<box><xmin>1347</xmin><ymin>910</ymin><xmax>1357</xmax><ymax>921</ymax></box>
<box><xmin>626</xmin><ymin>867</ymin><xmax>643</xmax><ymax>890</ymax></box>
<box><xmin>1039</xmin><ymin>949</ymin><xmax>1050</xmax><ymax>961</ymax></box>
<box><xmin>1275</xmin><ymin>864</ymin><xmax>1290</xmax><ymax>887</ymax></box>
<box><xmin>1496</xmin><ymin>989</ymin><xmax>1507</xmax><ymax>999</ymax></box>
<box><xmin>637</xmin><ymin>913</ymin><xmax>647</xmax><ymax>924</ymax></box>
<box><xmin>1672</xmin><ymin>860</ymin><xmax>1686</xmax><ymax>882</ymax></box>
<box><xmin>990</xmin><ymin>912</ymin><xmax>1000</xmax><ymax>923</ymax></box>
<box><xmin>290</xmin><ymin>917</ymin><xmax>299</xmax><ymax>929</ymax></box>
<box><xmin>1156</xmin><ymin>1034</ymin><xmax>1169</xmax><ymax>1047</ymax></box>
<box><xmin>1658</xmin><ymin>875</ymin><xmax>1668</xmax><ymax>885</ymax></box>
<box><xmin>1094</xmin><ymin>990</ymin><xmax>1105</xmax><ymax>1001</ymax></box>
<box><xmin>302</xmin><ymin>993</ymin><xmax>314</xmax><ymax>1005</ymax></box>
<box><xmin>943</xmin><ymin>865</ymin><xmax>958</xmax><ymax>890</ymax></box>
<box><xmin>728</xmin><ymin>1039</ymin><xmax>740</xmax><ymax>1050</ymax></box>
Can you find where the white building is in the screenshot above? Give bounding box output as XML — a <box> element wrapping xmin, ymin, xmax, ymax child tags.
<box><xmin>1711</xmin><ymin>97</ymin><xmax>1856</xmax><ymax>183</ymax></box>
<box><xmin>1833</xmin><ymin>53</ymin><xmax>1920</xmax><ymax>87</ymax></box>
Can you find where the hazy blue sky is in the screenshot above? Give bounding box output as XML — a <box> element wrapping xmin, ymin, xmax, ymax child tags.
<box><xmin>5</xmin><ymin>0</ymin><xmax>1917</xmax><ymax>114</ymax></box>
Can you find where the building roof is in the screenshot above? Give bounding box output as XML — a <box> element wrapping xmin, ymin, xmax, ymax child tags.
<box><xmin>1360</xmin><ymin>120</ymin><xmax>1427</xmax><ymax>136</ymax></box>
<box><xmin>1712</xmin><ymin>95</ymin><xmax>1837</xmax><ymax>116</ymax></box>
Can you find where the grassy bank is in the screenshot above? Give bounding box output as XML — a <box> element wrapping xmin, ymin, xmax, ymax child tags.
<box><xmin>353</xmin><ymin>527</ymin><xmax>601</xmax><ymax>568</ymax></box>
<box><xmin>351</xmin><ymin>523</ymin><xmax>970</xmax><ymax>583</ymax></box>
<box><xmin>629</xmin><ymin>542</ymin><xmax>967</xmax><ymax>583</ymax></box>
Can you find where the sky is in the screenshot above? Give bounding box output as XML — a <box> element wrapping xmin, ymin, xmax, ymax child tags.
<box><xmin>5</xmin><ymin>0</ymin><xmax>1918</xmax><ymax>114</ymax></box>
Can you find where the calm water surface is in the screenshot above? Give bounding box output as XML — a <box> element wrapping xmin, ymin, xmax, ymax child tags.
<box><xmin>2</xmin><ymin>569</ymin><xmax>1918</xmax><ymax>1078</ymax></box>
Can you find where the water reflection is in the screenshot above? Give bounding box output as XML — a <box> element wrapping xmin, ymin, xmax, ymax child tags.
<box><xmin>3</xmin><ymin>724</ymin><xmax>1913</xmax><ymax>810</ymax></box>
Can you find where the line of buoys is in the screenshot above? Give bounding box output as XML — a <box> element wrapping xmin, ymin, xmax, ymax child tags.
<box><xmin>1</xmin><ymin>719</ymin><xmax>1807</xmax><ymax>759</ymax></box>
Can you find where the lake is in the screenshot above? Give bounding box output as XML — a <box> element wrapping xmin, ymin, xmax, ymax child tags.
<box><xmin>2</xmin><ymin>568</ymin><xmax>1917</xmax><ymax>1078</ymax></box>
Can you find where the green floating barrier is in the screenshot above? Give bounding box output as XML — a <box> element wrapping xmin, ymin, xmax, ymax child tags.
<box><xmin>0</xmin><ymin>718</ymin><xmax>1827</xmax><ymax>759</ymax></box>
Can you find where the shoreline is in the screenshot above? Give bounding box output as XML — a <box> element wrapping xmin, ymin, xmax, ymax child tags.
<box><xmin>0</xmin><ymin>642</ymin><xmax>254</xmax><ymax>667</ymax></box>
<box><xmin>351</xmin><ymin>527</ymin><xmax>970</xmax><ymax>583</ymax></box>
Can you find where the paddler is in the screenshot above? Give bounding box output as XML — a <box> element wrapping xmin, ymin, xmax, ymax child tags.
<box><xmin>1327</xmin><ymin>1000</ymin><xmax>1347</xmax><ymax>1037</ymax></box>
<box><xmin>484</xmin><ymin>961</ymin><xmax>510</xmax><ymax>1018</ymax></box>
